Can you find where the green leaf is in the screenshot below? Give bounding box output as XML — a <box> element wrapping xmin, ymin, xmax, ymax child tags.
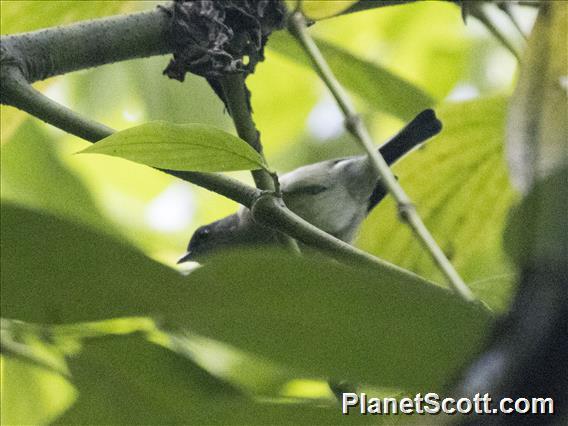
<box><xmin>0</xmin><ymin>0</ymin><xmax>141</xmax><ymax>35</ymax></box>
<box><xmin>175</xmin><ymin>250</ymin><xmax>492</xmax><ymax>392</ymax></box>
<box><xmin>54</xmin><ymin>333</ymin><xmax>241</xmax><ymax>424</ymax></box>
<box><xmin>1</xmin><ymin>357</ymin><xmax>75</xmax><ymax>425</ymax></box>
<box><xmin>54</xmin><ymin>333</ymin><xmax>365</xmax><ymax>425</ymax></box>
<box><xmin>504</xmin><ymin>168</ymin><xmax>568</xmax><ymax>269</ymax></box>
<box><xmin>79</xmin><ymin>121</ymin><xmax>267</xmax><ymax>172</ymax></box>
<box><xmin>299</xmin><ymin>1</ymin><xmax>358</xmax><ymax>20</ymax></box>
<box><xmin>358</xmin><ymin>97</ymin><xmax>519</xmax><ymax>311</ymax></box>
<box><xmin>1</xmin><ymin>203</ymin><xmax>492</xmax><ymax>391</ymax></box>
<box><xmin>268</xmin><ymin>31</ymin><xmax>434</xmax><ymax>121</ymax></box>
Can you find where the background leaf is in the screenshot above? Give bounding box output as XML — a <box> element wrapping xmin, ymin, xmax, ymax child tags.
<box><xmin>80</xmin><ymin>121</ymin><xmax>267</xmax><ymax>172</ymax></box>
<box><xmin>504</xmin><ymin>2</ymin><xmax>567</xmax><ymax>271</ymax></box>
<box><xmin>298</xmin><ymin>0</ymin><xmax>358</xmax><ymax>20</ymax></box>
<box><xmin>268</xmin><ymin>32</ymin><xmax>434</xmax><ymax>121</ymax></box>
<box><xmin>0</xmin><ymin>120</ymin><xmax>114</xmax><ymax>235</ymax></box>
<box><xmin>358</xmin><ymin>97</ymin><xmax>518</xmax><ymax>312</ymax></box>
<box><xmin>0</xmin><ymin>0</ymin><xmax>140</xmax><ymax>35</ymax></box>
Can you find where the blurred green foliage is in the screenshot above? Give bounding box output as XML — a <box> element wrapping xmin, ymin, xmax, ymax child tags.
<box><xmin>0</xmin><ymin>0</ymin><xmax>539</xmax><ymax>424</ymax></box>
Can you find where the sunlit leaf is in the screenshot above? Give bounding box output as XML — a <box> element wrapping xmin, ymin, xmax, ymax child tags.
<box><xmin>1</xmin><ymin>357</ymin><xmax>75</xmax><ymax>425</ymax></box>
<box><xmin>358</xmin><ymin>97</ymin><xmax>518</xmax><ymax>311</ymax></box>
<box><xmin>79</xmin><ymin>121</ymin><xmax>268</xmax><ymax>172</ymax></box>
<box><xmin>1</xmin><ymin>203</ymin><xmax>492</xmax><ymax>392</ymax></box>
<box><xmin>300</xmin><ymin>0</ymin><xmax>358</xmax><ymax>20</ymax></box>
<box><xmin>305</xmin><ymin>1</ymin><xmax>470</xmax><ymax>101</ymax></box>
<box><xmin>268</xmin><ymin>32</ymin><xmax>434</xmax><ymax>121</ymax></box>
<box><xmin>0</xmin><ymin>0</ymin><xmax>142</xmax><ymax>35</ymax></box>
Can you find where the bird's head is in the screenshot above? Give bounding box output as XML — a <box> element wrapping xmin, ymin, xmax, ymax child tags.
<box><xmin>177</xmin><ymin>215</ymin><xmax>238</xmax><ymax>263</ymax></box>
<box><xmin>177</xmin><ymin>212</ymin><xmax>276</xmax><ymax>263</ymax></box>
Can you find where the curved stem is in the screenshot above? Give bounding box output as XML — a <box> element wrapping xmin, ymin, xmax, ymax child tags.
<box><xmin>288</xmin><ymin>11</ymin><xmax>474</xmax><ymax>302</ymax></box>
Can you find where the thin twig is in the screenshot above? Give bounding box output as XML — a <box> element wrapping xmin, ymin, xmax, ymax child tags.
<box><xmin>288</xmin><ymin>11</ymin><xmax>475</xmax><ymax>302</ymax></box>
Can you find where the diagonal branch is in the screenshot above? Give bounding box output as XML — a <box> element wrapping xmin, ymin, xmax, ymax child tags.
<box><xmin>288</xmin><ymin>11</ymin><xmax>475</xmax><ymax>302</ymax></box>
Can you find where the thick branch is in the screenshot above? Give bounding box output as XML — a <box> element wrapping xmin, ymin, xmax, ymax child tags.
<box><xmin>0</xmin><ymin>8</ymin><xmax>172</xmax><ymax>84</ymax></box>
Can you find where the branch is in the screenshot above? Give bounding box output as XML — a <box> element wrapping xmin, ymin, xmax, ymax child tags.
<box><xmin>288</xmin><ymin>11</ymin><xmax>475</xmax><ymax>302</ymax></box>
<box><xmin>219</xmin><ymin>74</ymin><xmax>275</xmax><ymax>191</ymax></box>
<box><xmin>219</xmin><ymin>73</ymin><xmax>300</xmax><ymax>253</ymax></box>
<box><xmin>1</xmin><ymin>68</ymin><xmax>113</xmax><ymax>142</ymax></box>
<box><xmin>0</xmin><ymin>8</ymin><xmax>172</xmax><ymax>84</ymax></box>
<box><xmin>0</xmin><ymin>1</ymin><xmax>441</xmax><ymax>276</ymax></box>
<box><xmin>1</xmin><ymin>67</ymin><xmax>259</xmax><ymax>209</ymax></box>
<box><xmin>250</xmin><ymin>192</ymin><xmax>434</xmax><ymax>284</ymax></box>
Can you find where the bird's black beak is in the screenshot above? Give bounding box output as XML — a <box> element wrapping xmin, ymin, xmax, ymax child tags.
<box><xmin>177</xmin><ymin>251</ymin><xmax>194</xmax><ymax>264</ymax></box>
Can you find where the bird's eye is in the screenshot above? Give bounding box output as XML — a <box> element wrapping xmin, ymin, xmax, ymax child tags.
<box><xmin>197</xmin><ymin>228</ymin><xmax>210</xmax><ymax>240</ymax></box>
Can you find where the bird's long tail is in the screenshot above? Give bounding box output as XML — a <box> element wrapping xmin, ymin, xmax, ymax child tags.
<box><xmin>368</xmin><ymin>109</ymin><xmax>442</xmax><ymax>211</ymax></box>
<box><xmin>379</xmin><ymin>109</ymin><xmax>442</xmax><ymax>165</ymax></box>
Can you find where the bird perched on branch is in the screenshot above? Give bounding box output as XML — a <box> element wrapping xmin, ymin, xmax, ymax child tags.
<box><xmin>178</xmin><ymin>109</ymin><xmax>442</xmax><ymax>263</ymax></box>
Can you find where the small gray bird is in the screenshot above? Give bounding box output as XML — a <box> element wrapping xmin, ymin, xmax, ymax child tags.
<box><xmin>178</xmin><ymin>109</ymin><xmax>442</xmax><ymax>263</ymax></box>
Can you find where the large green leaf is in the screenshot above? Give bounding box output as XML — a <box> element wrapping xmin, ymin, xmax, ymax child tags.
<box><xmin>54</xmin><ymin>333</ymin><xmax>370</xmax><ymax>425</ymax></box>
<box><xmin>2</xmin><ymin>203</ymin><xmax>492</xmax><ymax>391</ymax></box>
<box><xmin>268</xmin><ymin>31</ymin><xmax>434</xmax><ymax>121</ymax></box>
<box><xmin>79</xmin><ymin>121</ymin><xmax>268</xmax><ymax>172</ymax></box>
<box><xmin>54</xmin><ymin>333</ymin><xmax>240</xmax><ymax>424</ymax></box>
<box><xmin>357</xmin><ymin>97</ymin><xmax>518</xmax><ymax>312</ymax></box>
